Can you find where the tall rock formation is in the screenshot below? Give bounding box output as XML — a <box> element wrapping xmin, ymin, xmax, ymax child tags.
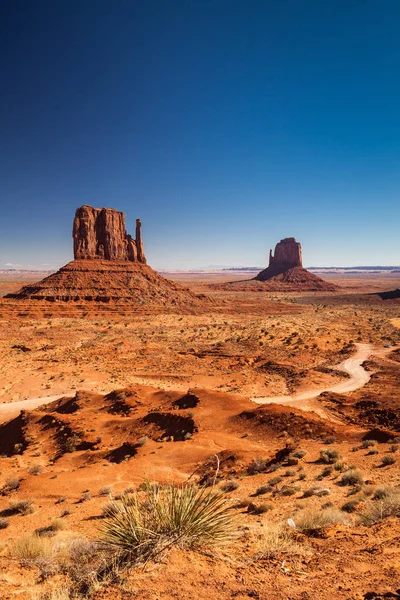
<box><xmin>256</xmin><ymin>238</ymin><xmax>302</xmax><ymax>281</ymax></box>
<box><xmin>6</xmin><ymin>205</ymin><xmax>209</xmax><ymax>310</ymax></box>
<box><xmin>73</xmin><ymin>205</ymin><xmax>146</xmax><ymax>264</ymax></box>
<box><xmin>214</xmin><ymin>235</ymin><xmax>337</xmax><ymax>291</ymax></box>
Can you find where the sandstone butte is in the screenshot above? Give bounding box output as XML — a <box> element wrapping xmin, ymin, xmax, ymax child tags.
<box><xmin>5</xmin><ymin>205</ymin><xmax>209</xmax><ymax>310</ymax></box>
<box><xmin>216</xmin><ymin>237</ymin><xmax>338</xmax><ymax>292</ymax></box>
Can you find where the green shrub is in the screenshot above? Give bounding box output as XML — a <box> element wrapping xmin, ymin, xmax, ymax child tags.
<box><xmin>102</xmin><ymin>484</ymin><xmax>235</xmax><ymax>562</ymax></box>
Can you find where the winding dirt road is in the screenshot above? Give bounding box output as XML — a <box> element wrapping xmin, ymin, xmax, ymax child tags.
<box><xmin>251</xmin><ymin>343</ymin><xmax>374</xmax><ymax>408</ymax></box>
<box><xmin>0</xmin><ymin>343</ymin><xmax>395</xmax><ymax>424</ymax></box>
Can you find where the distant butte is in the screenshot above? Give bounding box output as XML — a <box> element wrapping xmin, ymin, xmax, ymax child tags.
<box><xmin>216</xmin><ymin>236</ymin><xmax>338</xmax><ymax>292</ymax></box>
<box><xmin>255</xmin><ymin>237</ymin><xmax>302</xmax><ymax>280</ymax></box>
<box><xmin>5</xmin><ymin>205</ymin><xmax>209</xmax><ymax>310</ymax></box>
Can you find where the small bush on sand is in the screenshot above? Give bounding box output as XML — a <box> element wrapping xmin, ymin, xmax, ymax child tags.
<box><xmin>258</xmin><ymin>522</ymin><xmax>309</xmax><ymax>558</ymax></box>
<box><xmin>293</xmin><ymin>450</ymin><xmax>307</xmax><ymax>459</ymax></box>
<box><xmin>102</xmin><ymin>484</ymin><xmax>235</xmax><ymax>563</ymax></box>
<box><xmin>4</xmin><ymin>477</ymin><xmax>20</xmax><ymax>492</ymax></box>
<box><xmin>293</xmin><ymin>508</ymin><xmax>347</xmax><ymax>533</ymax></box>
<box><xmin>0</xmin><ymin>518</ymin><xmax>9</xmax><ymax>529</ymax></box>
<box><xmin>7</xmin><ymin>498</ymin><xmax>34</xmax><ymax>515</ymax></box>
<box><xmin>247</xmin><ymin>458</ymin><xmax>268</xmax><ymax>475</ymax></box>
<box><xmin>320</xmin><ymin>449</ymin><xmax>342</xmax><ymax>464</ymax></box>
<box><xmin>13</xmin><ymin>535</ymin><xmax>53</xmax><ymax>561</ymax></box>
<box><xmin>361</xmin><ymin>490</ymin><xmax>400</xmax><ymax>524</ymax></box>
<box><xmin>220</xmin><ymin>481</ymin><xmax>239</xmax><ymax>493</ymax></box>
<box><xmin>323</xmin><ymin>436</ymin><xmax>337</xmax><ymax>445</ymax></box>
<box><xmin>381</xmin><ymin>455</ymin><xmax>396</xmax><ymax>466</ymax></box>
<box><xmin>339</xmin><ymin>469</ymin><xmax>363</xmax><ymax>486</ymax></box>
<box><xmin>361</xmin><ymin>439</ymin><xmax>376</xmax><ymax>449</ymax></box>
<box><xmin>342</xmin><ymin>498</ymin><xmax>362</xmax><ymax>513</ymax></box>
<box><xmin>373</xmin><ymin>486</ymin><xmax>393</xmax><ymax>500</ymax></box>
<box><xmin>254</xmin><ymin>485</ymin><xmax>272</xmax><ymax>496</ymax></box>
<box><xmin>28</xmin><ymin>464</ymin><xmax>44</xmax><ymax>476</ymax></box>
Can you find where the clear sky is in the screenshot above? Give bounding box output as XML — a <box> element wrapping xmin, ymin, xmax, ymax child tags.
<box><xmin>1</xmin><ymin>0</ymin><xmax>400</xmax><ymax>270</ymax></box>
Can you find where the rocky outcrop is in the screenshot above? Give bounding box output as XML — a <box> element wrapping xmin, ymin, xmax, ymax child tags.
<box><xmin>6</xmin><ymin>205</ymin><xmax>211</xmax><ymax>310</ymax></box>
<box><xmin>73</xmin><ymin>205</ymin><xmax>146</xmax><ymax>263</ymax></box>
<box><xmin>215</xmin><ymin>236</ymin><xmax>337</xmax><ymax>292</ymax></box>
<box><xmin>256</xmin><ymin>237</ymin><xmax>302</xmax><ymax>281</ymax></box>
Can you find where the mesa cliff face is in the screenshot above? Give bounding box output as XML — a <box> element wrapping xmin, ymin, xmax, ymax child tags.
<box><xmin>73</xmin><ymin>205</ymin><xmax>146</xmax><ymax>263</ymax></box>
<box><xmin>6</xmin><ymin>205</ymin><xmax>209</xmax><ymax>311</ymax></box>
<box><xmin>255</xmin><ymin>237</ymin><xmax>302</xmax><ymax>281</ymax></box>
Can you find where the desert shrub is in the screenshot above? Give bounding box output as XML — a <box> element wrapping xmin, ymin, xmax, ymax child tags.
<box><xmin>286</xmin><ymin>458</ymin><xmax>299</xmax><ymax>466</ymax></box>
<box><xmin>302</xmin><ymin>487</ymin><xmax>321</xmax><ymax>498</ymax></box>
<box><xmin>334</xmin><ymin>461</ymin><xmax>345</xmax><ymax>471</ymax></box>
<box><xmin>323</xmin><ymin>436</ymin><xmax>336</xmax><ymax>445</ymax></box>
<box><xmin>78</xmin><ymin>491</ymin><xmax>92</xmax><ymax>503</ymax></box>
<box><xmin>248</xmin><ymin>458</ymin><xmax>268</xmax><ymax>475</ymax></box>
<box><xmin>361</xmin><ymin>439</ymin><xmax>376</xmax><ymax>449</ymax></box>
<box><xmin>390</xmin><ymin>444</ymin><xmax>399</xmax><ymax>453</ymax></box>
<box><xmin>342</xmin><ymin>499</ymin><xmax>362</xmax><ymax>513</ymax></box>
<box><xmin>294</xmin><ymin>508</ymin><xmax>347</xmax><ymax>533</ymax></box>
<box><xmin>7</xmin><ymin>498</ymin><xmax>34</xmax><ymax>515</ymax></box>
<box><xmin>339</xmin><ymin>469</ymin><xmax>363</xmax><ymax>486</ymax></box>
<box><xmin>298</xmin><ymin>473</ymin><xmax>306</xmax><ymax>481</ymax></box>
<box><xmin>64</xmin><ymin>434</ymin><xmax>81</xmax><ymax>453</ymax></box>
<box><xmin>381</xmin><ymin>455</ymin><xmax>396</xmax><ymax>466</ymax></box>
<box><xmin>373</xmin><ymin>486</ymin><xmax>393</xmax><ymax>500</ymax></box>
<box><xmin>321</xmin><ymin>466</ymin><xmax>333</xmax><ymax>477</ymax></box>
<box><xmin>269</xmin><ymin>476</ymin><xmax>283</xmax><ymax>486</ymax></box>
<box><xmin>56</xmin><ymin>496</ymin><xmax>67</xmax><ymax>504</ymax></box>
<box><xmin>280</xmin><ymin>485</ymin><xmax>298</xmax><ymax>497</ymax></box>
<box><xmin>0</xmin><ymin>518</ymin><xmax>9</xmax><ymax>529</ymax></box>
<box><xmin>284</xmin><ymin>469</ymin><xmax>296</xmax><ymax>477</ymax></box>
<box><xmin>3</xmin><ymin>477</ymin><xmax>20</xmax><ymax>492</ymax></box>
<box><xmin>293</xmin><ymin>450</ymin><xmax>307</xmax><ymax>459</ymax></box>
<box><xmin>33</xmin><ymin>585</ymin><xmax>72</xmax><ymax>600</ymax></box>
<box><xmin>138</xmin><ymin>436</ymin><xmax>149</xmax><ymax>447</ymax></box>
<box><xmin>51</xmin><ymin>518</ymin><xmax>66</xmax><ymax>531</ymax></box>
<box><xmin>28</xmin><ymin>464</ymin><xmax>43</xmax><ymax>476</ymax></box>
<box><xmin>367</xmin><ymin>448</ymin><xmax>379</xmax><ymax>455</ymax></box>
<box><xmin>99</xmin><ymin>486</ymin><xmax>113</xmax><ymax>497</ymax></box>
<box><xmin>320</xmin><ymin>449</ymin><xmax>342</xmax><ymax>464</ymax></box>
<box><xmin>101</xmin><ymin>484</ymin><xmax>235</xmax><ymax>562</ymax></box>
<box><xmin>13</xmin><ymin>535</ymin><xmax>53</xmax><ymax>561</ymax></box>
<box><xmin>220</xmin><ymin>481</ymin><xmax>239</xmax><ymax>493</ymax></box>
<box><xmin>254</xmin><ymin>485</ymin><xmax>272</xmax><ymax>496</ymax></box>
<box><xmin>361</xmin><ymin>491</ymin><xmax>400</xmax><ymax>524</ymax></box>
<box><xmin>258</xmin><ymin>523</ymin><xmax>307</xmax><ymax>558</ymax></box>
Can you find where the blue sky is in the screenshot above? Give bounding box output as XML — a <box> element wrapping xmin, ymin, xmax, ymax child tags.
<box><xmin>1</xmin><ymin>0</ymin><xmax>400</xmax><ymax>270</ymax></box>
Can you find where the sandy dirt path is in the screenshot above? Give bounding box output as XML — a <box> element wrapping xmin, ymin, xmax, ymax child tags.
<box><xmin>0</xmin><ymin>392</ymin><xmax>77</xmax><ymax>421</ymax></box>
<box><xmin>0</xmin><ymin>344</ymin><xmax>396</xmax><ymax>423</ymax></box>
<box><xmin>251</xmin><ymin>343</ymin><xmax>375</xmax><ymax>407</ymax></box>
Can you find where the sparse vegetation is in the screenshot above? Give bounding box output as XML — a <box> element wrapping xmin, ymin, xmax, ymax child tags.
<box><xmin>381</xmin><ymin>455</ymin><xmax>396</xmax><ymax>466</ymax></box>
<box><xmin>294</xmin><ymin>508</ymin><xmax>347</xmax><ymax>533</ymax></box>
<box><xmin>340</xmin><ymin>469</ymin><xmax>363</xmax><ymax>486</ymax></box>
<box><xmin>220</xmin><ymin>481</ymin><xmax>239</xmax><ymax>492</ymax></box>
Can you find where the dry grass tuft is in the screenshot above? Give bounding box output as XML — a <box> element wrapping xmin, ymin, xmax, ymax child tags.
<box><xmin>292</xmin><ymin>507</ymin><xmax>348</xmax><ymax>533</ymax></box>
<box><xmin>361</xmin><ymin>489</ymin><xmax>400</xmax><ymax>524</ymax></box>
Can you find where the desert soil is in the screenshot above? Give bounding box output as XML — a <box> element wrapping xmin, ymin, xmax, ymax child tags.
<box><xmin>0</xmin><ymin>272</ymin><xmax>399</xmax><ymax>599</ymax></box>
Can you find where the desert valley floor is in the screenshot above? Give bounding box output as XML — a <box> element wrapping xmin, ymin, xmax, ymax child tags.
<box><xmin>0</xmin><ymin>271</ymin><xmax>399</xmax><ymax>600</ymax></box>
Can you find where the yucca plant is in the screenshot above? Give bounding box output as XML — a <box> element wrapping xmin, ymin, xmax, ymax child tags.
<box><xmin>101</xmin><ymin>482</ymin><xmax>236</xmax><ymax>563</ymax></box>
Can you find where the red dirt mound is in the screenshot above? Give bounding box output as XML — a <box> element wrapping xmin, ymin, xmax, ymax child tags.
<box><xmin>233</xmin><ymin>403</ymin><xmax>337</xmax><ymax>439</ymax></box>
<box><xmin>216</xmin><ymin>267</ymin><xmax>337</xmax><ymax>292</ymax></box>
<box><xmin>5</xmin><ymin>259</ymin><xmax>210</xmax><ymax>312</ymax></box>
